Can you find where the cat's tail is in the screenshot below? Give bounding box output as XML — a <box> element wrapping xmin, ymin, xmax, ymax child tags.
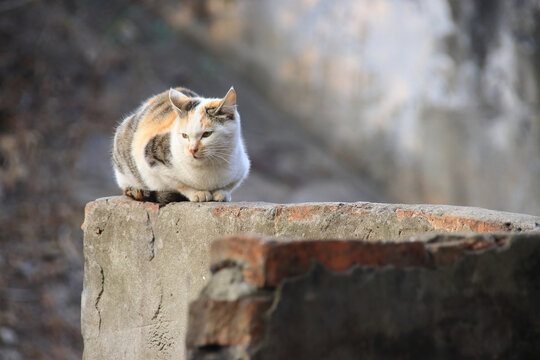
<box><xmin>153</xmin><ymin>190</ymin><xmax>188</xmax><ymax>204</ymax></box>
<box><xmin>124</xmin><ymin>187</ymin><xmax>188</xmax><ymax>204</ymax></box>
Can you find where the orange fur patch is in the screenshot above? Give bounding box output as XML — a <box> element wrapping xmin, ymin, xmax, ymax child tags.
<box><xmin>205</xmin><ymin>99</ymin><xmax>221</xmax><ymax>108</ymax></box>
<box><xmin>142</xmin><ymin>101</ymin><xmax>163</xmax><ymax>124</ymax></box>
<box><xmin>200</xmin><ymin>100</ymin><xmax>221</xmax><ymax>128</ymax></box>
<box><xmin>201</xmin><ymin>115</ymin><xmax>213</xmax><ymax>129</ymax></box>
<box><xmin>147</xmin><ymin>94</ymin><xmax>163</xmax><ymax>106</ymax></box>
<box><xmin>133</xmin><ymin>110</ymin><xmax>177</xmax><ymax>160</ymax></box>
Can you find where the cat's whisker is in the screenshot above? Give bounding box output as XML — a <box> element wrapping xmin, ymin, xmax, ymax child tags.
<box><xmin>211</xmin><ymin>153</ymin><xmax>233</xmax><ymax>162</ymax></box>
<box><xmin>213</xmin><ymin>154</ymin><xmax>232</xmax><ymax>163</ymax></box>
<box><xmin>207</xmin><ymin>154</ymin><xmax>232</xmax><ymax>165</ymax></box>
<box><xmin>208</xmin><ymin>150</ymin><xmax>233</xmax><ymax>156</ymax></box>
<box><xmin>204</xmin><ymin>149</ymin><xmax>233</xmax><ymax>157</ymax></box>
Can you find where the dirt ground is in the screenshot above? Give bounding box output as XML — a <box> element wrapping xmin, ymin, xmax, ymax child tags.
<box><xmin>0</xmin><ymin>1</ymin><xmax>384</xmax><ymax>358</ymax></box>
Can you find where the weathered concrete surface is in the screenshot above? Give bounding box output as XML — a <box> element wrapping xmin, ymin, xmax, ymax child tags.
<box><xmin>81</xmin><ymin>196</ymin><xmax>540</xmax><ymax>359</ymax></box>
<box><xmin>188</xmin><ymin>233</ymin><xmax>540</xmax><ymax>359</ymax></box>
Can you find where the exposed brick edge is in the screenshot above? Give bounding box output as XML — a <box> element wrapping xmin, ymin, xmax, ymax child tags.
<box><xmin>395</xmin><ymin>209</ymin><xmax>509</xmax><ymax>232</ymax></box>
<box><xmin>211</xmin><ymin>235</ymin><xmax>432</xmax><ymax>288</ymax></box>
<box><xmin>210</xmin><ymin>235</ymin><xmax>272</xmax><ymax>286</ymax></box>
<box><xmin>427</xmin><ymin>238</ymin><xmax>499</xmax><ymax>266</ymax></box>
<box><xmin>186</xmin><ymin>297</ymin><xmax>272</xmax><ymax>347</ymax></box>
<box><xmin>210</xmin><ymin>235</ymin><xmax>505</xmax><ymax>289</ymax></box>
<box><xmin>264</xmin><ymin>241</ymin><xmax>429</xmax><ymax>287</ymax></box>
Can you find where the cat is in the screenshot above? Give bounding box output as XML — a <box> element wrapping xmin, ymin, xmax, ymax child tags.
<box><xmin>112</xmin><ymin>86</ymin><xmax>250</xmax><ymax>203</ymax></box>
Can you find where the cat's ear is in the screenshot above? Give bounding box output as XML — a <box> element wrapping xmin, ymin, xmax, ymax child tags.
<box><xmin>209</xmin><ymin>87</ymin><xmax>236</xmax><ymax>120</ymax></box>
<box><xmin>221</xmin><ymin>87</ymin><xmax>236</xmax><ymax>108</ymax></box>
<box><xmin>169</xmin><ymin>88</ymin><xmax>193</xmax><ymax>114</ymax></box>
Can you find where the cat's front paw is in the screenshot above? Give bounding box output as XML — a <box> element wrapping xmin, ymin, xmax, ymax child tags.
<box><xmin>188</xmin><ymin>190</ymin><xmax>213</xmax><ymax>202</ymax></box>
<box><xmin>124</xmin><ymin>187</ymin><xmax>145</xmax><ymax>201</ymax></box>
<box><xmin>212</xmin><ymin>190</ymin><xmax>231</xmax><ymax>202</ymax></box>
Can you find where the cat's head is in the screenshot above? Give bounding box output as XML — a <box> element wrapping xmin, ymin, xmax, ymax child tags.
<box><xmin>169</xmin><ymin>87</ymin><xmax>240</xmax><ymax>163</ymax></box>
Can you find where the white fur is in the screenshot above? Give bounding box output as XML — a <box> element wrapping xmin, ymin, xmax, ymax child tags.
<box><xmin>114</xmin><ymin>166</ymin><xmax>138</xmax><ymax>191</ymax></box>
<box><xmin>135</xmin><ymin>97</ymin><xmax>249</xmax><ymax>202</ymax></box>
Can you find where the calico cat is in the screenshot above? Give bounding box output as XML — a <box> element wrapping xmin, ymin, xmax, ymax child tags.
<box><xmin>112</xmin><ymin>86</ymin><xmax>250</xmax><ymax>202</ymax></box>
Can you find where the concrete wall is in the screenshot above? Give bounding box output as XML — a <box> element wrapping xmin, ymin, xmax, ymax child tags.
<box><xmin>81</xmin><ymin>196</ymin><xmax>540</xmax><ymax>359</ymax></box>
<box><xmin>158</xmin><ymin>0</ymin><xmax>540</xmax><ymax>215</ymax></box>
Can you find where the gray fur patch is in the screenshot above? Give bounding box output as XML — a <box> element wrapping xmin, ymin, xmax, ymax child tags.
<box><xmin>172</xmin><ymin>99</ymin><xmax>200</xmax><ymax>115</ymax></box>
<box><xmin>206</xmin><ymin>105</ymin><xmax>236</xmax><ymax>122</ymax></box>
<box><xmin>114</xmin><ymin>114</ymin><xmax>147</xmax><ymax>188</ymax></box>
<box><xmin>112</xmin><ymin>150</ymin><xmax>124</xmax><ymax>174</ymax></box>
<box><xmin>184</xmin><ymin>100</ymin><xmax>200</xmax><ymax>112</ymax></box>
<box><xmin>145</xmin><ymin>133</ymin><xmax>172</xmax><ymax>167</ymax></box>
<box><xmin>149</xmin><ymin>99</ymin><xmax>172</xmax><ymax>121</ymax></box>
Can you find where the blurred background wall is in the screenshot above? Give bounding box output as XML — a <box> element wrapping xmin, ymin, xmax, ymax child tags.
<box><xmin>1</xmin><ymin>0</ymin><xmax>539</xmax><ymax>359</ymax></box>
<box><xmin>159</xmin><ymin>0</ymin><xmax>540</xmax><ymax>215</ymax></box>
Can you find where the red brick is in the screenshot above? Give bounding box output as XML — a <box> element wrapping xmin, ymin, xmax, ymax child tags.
<box><xmin>427</xmin><ymin>238</ymin><xmax>499</xmax><ymax>266</ymax></box>
<box><xmin>211</xmin><ymin>206</ymin><xmax>267</xmax><ymax>219</ymax></box>
<box><xmin>395</xmin><ymin>209</ymin><xmax>507</xmax><ymax>232</ymax></box>
<box><xmin>211</xmin><ymin>235</ymin><xmax>431</xmax><ymax>288</ymax></box>
<box><xmin>210</xmin><ymin>235</ymin><xmax>273</xmax><ymax>286</ymax></box>
<box><xmin>263</xmin><ymin>240</ymin><xmax>429</xmax><ymax>287</ymax></box>
<box><xmin>278</xmin><ymin>204</ymin><xmax>371</xmax><ymax>223</ymax></box>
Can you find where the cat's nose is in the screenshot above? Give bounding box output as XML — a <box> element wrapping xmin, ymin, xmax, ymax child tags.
<box><xmin>189</xmin><ymin>147</ymin><xmax>198</xmax><ymax>155</ymax></box>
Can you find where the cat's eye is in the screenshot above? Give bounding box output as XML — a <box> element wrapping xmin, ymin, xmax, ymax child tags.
<box><xmin>181</xmin><ymin>133</ymin><xmax>188</xmax><ymax>139</ymax></box>
<box><xmin>201</xmin><ymin>131</ymin><xmax>213</xmax><ymax>138</ymax></box>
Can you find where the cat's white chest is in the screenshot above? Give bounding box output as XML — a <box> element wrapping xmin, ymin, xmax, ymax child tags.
<box><xmin>178</xmin><ymin>162</ymin><xmax>233</xmax><ymax>190</ymax></box>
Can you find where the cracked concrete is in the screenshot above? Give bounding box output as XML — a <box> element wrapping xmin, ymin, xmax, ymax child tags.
<box><xmin>94</xmin><ymin>265</ymin><xmax>104</xmax><ymax>334</ymax></box>
<box><xmin>146</xmin><ymin>211</ymin><xmax>156</xmax><ymax>262</ymax></box>
<box><xmin>81</xmin><ymin>197</ymin><xmax>540</xmax><ymax>359</ymax></box>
